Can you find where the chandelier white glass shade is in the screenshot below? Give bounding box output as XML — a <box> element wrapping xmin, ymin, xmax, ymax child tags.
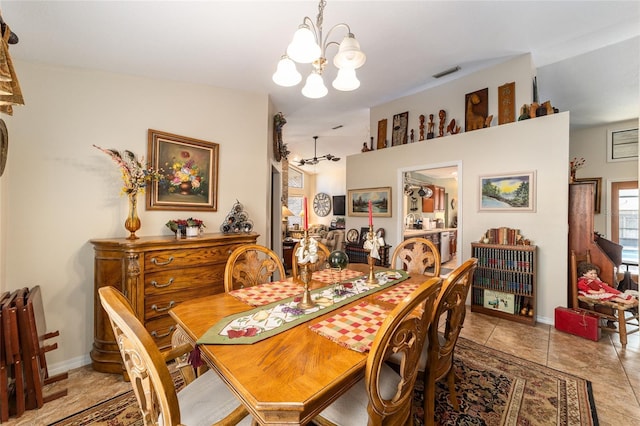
<box><xmin>272</xmin><ymin>0</ymin><xmax>366</xmax><ymax>98</ymax></box>
<box><xmin>298</xmin><ymin>136</ymin><xmax>340</xmax><ymax>166</ymax></box>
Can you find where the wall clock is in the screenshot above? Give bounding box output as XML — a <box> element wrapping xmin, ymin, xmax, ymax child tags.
<box><xmin>313</xmin><ymin>192</ymin><xmax>331</xmax><ymax>217</ymax></box>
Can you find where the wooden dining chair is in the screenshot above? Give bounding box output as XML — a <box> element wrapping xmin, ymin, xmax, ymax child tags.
<box><xmin>290</xmin><ymin>240</ymin><xmax>331</xmax><ymax>280</ymax></box>
<box><xmin>313</xmin><ymin>276</ymin><xmax>444</xmax><ymax>425</ymax></box>
<box><xmin>390</xmin><ymin>237</ymin><xmax>441</xmax><ymax>277</ymax></box>
<box><xmin>570</xmin><ymin>250</ymin><xmax>639</xmax><ymax>346</ymax></box>
<box><xmin>224</xmin><ymin>244</ymin><xmax>286</xmax><ymax>292</ymax></box>
<box><xmin>15</xmin><ymin>286</ymin><xmax>68</xmax><ymax>409</ymax></box>
<box><xmin>421</xmin><ymin>258</ymin><xmax>478</xmax><ymax>424</ymax></box>
<box><xmin>98</xmin><ymin>286</ymin><xmax>252</xmax><ymax>426</ymax></box>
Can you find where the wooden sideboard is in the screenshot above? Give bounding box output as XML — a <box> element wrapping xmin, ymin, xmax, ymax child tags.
<box><xmin>90</xmin><ymin>232</ymin><xmax>258</xmax><ymax>374</ymax></box>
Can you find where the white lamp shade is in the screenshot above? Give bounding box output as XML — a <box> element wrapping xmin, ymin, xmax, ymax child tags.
<box><xmin>272</xmin><ymin>55</ymin><xmax>302</xmax><ymax>87</ymax></box>
<box><xmin>332</xmin><ymin>68</ymin><xmax>360</xmax><ymax>91</ymax></box>
<box><xmin>333</xmin><ymin>34</ymin><xmax>366</xmax><ymax>69</ymax></box>
<box><xmin>302</xmin><ymin>72</ymin><xmax>328</xmax><ymax>98</ymax></box>
<box><xmin>287</xmin><ymin>24</ymin><xmax>321</xmax><ymax>64</ymax></box>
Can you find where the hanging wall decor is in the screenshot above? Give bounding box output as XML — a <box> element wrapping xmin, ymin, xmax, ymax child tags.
<box><xmin>465</xmin><ymin>88</ymin><xmax>489</xmax><ymax>131</ymax></box>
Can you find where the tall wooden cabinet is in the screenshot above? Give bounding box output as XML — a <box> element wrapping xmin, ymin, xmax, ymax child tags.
<box><xmin>422</xmin><ymin>185</ymin><xmax>445</xmax><ymax>212</ymax></box>
<box><xmin>90</xmin><ymin>232</ymin><xmax>258</xmax><ymax>373</ymax></box>
<box><xmin>471</xmin><ymin>242</ymin><xmax>537</xmax><ymax>325</ymax></box>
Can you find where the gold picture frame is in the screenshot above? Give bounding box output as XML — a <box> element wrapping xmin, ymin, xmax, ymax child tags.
<box><xmin>147</xmin><ymin>129</ymin><xmax>219</xmax><ymax>211</ymax></box>
<box><xmin>347</xmin><ymin>187</ymin><xmax>392</xmax><ymax>217</ymax></box>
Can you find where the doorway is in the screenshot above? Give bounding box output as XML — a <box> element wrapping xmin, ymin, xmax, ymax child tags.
<box><xmin>398</xmin><ymin>162</ymin><xmax>462</xmax><ymax>267</ymax></box>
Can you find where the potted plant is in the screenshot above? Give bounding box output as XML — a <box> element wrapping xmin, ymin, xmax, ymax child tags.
<box><xmin>166</xmin><ymin>218</ymin><xmax>205</xmax><ymax>237</ymax></box>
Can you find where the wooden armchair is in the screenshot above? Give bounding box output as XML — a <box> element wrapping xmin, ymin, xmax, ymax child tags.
<box><xmin>390</xmin><ymin>237</ymin><xmax>441</xmax><ymax>277</ymax></box>
<box><xmin>314</xmin><ymin>277</ymin><xmax>444</xmax><ymax>425</ymax></box>
<box><xmin>98</xmin><ymin>286</ymin><xmax>252</xmax><ymax>425</ymax></box>
<box><xmin>570</xmin><ymin>250</ymin><xmax>639</xmax><ymax>346</ymax></box>
<box><xmin>290</xmin><ymin>240</ymin><xmax>330</xmax><ymax>280</ymax></box>
<box><xmin>224</xmin><ymin>244</ymin><xmax>286</xmax><ymax>292</ymax></box>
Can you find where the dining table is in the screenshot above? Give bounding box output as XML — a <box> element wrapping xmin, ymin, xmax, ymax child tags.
<box><xmin>169</xmin><ymin>263</ymin><xmax>436</xmax><ymax>426</ymax></box>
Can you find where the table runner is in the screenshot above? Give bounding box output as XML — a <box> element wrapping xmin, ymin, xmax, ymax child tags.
<box><xmin>308</xmin><ymin>301</ymin><xmax>389</xmax><ymax>353</ymax></box>
<box><xmin>197</xmin><ymin>270</ymin><xmax>408</xmax><ymax>345</ymax></box>
<box><xmin>228</xmin><ymin>269</ymin><xmax>365</xmax><ymax>307</ymax></box>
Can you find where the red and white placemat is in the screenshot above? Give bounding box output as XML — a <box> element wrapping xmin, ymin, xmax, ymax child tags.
<box><xmin>311</xmin><ymin>268</ymin><xmax>363</xmax><ymax>284</ymax></box>
<box><xmin>229</xmin><ymin>281</ymin><xmax>303</xmax><ymax>307</ymax></box>
<box><xmin>309</xmin><ymin>301</ymin><xmax>390</xmax><ymax>353</ymax></box>
<box><xmin>374</xmin><ymin>281</ymin><xmax>421</xmax><ymax>305</ymax></box>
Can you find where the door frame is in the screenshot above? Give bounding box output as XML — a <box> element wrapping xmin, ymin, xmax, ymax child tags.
<box><xmin>396</xmin><ymin>160</ymin><xmax>463</xmax><ymax>266</ymax></box>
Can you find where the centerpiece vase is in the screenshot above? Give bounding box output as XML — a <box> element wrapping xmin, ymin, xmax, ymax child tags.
<box><xmin>124</xmin><ymin>192</ymin><xmax>141</xmax><ymax>240</ymax></box>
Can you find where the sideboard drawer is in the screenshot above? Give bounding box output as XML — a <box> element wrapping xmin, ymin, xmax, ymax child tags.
<box><xmin>144</xmin><ymin>266</ymin><xmax>225</xmax><ymax>295</ymax></box>
<box><xmin>145</xmin><ymin>315</ymin><xmax>177</xmax><ymax>349</ymax></box>
<box><xmin>144</xmin><ymin>285</ymin><xmax>220</xmax><ymax>321</ymax></box>
<box><xmin>144</xmin><ymin>245</ymin><xmax>242</xmax><ymax>271</ymax></box>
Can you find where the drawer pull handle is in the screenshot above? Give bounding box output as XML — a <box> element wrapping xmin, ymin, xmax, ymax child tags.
<box><xmin>151</xmin><ymin>301</ymin><xmax>175</xmax><ymax>312</ymax></box>
<box><xmin>151</xmin><ymin>326</ymin><xmax>175</xmax><ymax>339</ymax></box>
<box><xmin>151</xmin><ymin>278</ymin><xmax>175</xmax><ymax>288</ymax></box>
<box><xmin>151</xmin><ymin>256</ymin><xmax>174</xmax><ymax>266</ymax></box>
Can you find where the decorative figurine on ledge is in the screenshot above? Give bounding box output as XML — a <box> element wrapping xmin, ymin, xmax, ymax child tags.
<box><xmin>427</xmin><ymin>113</ymin><xmax>435</xmax><ymax>139</ymax></box>
<box><xmin>438</xmin><ymin>110</ymin><xmax>446</xmax><ymax>137</ymax></box>
<box><xmin>447</xmin><ymin>118</ymin><xmax>461</xmax><ymax>135</ymax></box>
<box><xmin>419</xmin><ymin>114</ymin><xmax>425</xmax><ymax>141</ymax></box>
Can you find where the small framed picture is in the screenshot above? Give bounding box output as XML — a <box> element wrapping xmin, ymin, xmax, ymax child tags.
<box><xmin>479</xmin><ymin>171</ymin><xmax>536</xmax><ymax>212</ymax></box>
<box><xmin>147</xmin><ymin>129</ymin><xmax>219</xmax><ymax>211</ymax></box>
<box><xmin>607</xmin><ymin>127</ymin><xmax>638</xmax><ymax>162</ymax></box>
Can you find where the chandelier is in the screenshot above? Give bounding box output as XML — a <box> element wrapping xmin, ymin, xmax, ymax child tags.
<box><xmin>272</xmin><ymin>0</ymin><xmax>366</xmax><ymax>99</ymax></box>
<box><xmin>298</xmin><ymin>136</ymin><xmax>340</xmax><ymax>166</ymax></box>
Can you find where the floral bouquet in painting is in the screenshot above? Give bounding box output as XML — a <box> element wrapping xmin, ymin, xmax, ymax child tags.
<box><xmin>166</xmin><ymin>151</ymin><xmax>206</xmax><ymax>195</ymax></box>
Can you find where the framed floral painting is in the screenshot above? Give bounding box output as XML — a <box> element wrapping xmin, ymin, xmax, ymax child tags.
<box><xmin>146</xmin><ymin>129</ymin><xmax>219</xmax><ymax>211</ymax></box>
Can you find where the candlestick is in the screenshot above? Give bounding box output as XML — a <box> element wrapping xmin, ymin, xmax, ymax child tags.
<box><xmin>303</xmin><ymin>196</ymin><xmax>308</xmax><ymax>230</ymax></box>
<box><xmin>365</xmin><ymin>224</ymin><xmax>378</xmax><ymax>285</ymax></box>
<box><xmin>297</xmin><ymin>229</ymin><xmax>317</xmax><ymax>309</ymax></box>
<box><xmin>368</xmin><ymin>200</ymin><xmax>373</xmax><ymax>227</ymax></box>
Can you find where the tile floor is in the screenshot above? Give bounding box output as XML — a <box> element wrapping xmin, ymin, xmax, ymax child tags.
<box><xmin>5</xmin><ymin>258</ymin><xmax>639</xmax><ymax>425</ymax></box>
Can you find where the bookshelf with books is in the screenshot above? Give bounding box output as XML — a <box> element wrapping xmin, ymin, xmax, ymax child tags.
<box><xmin>471</xmin><ymin>242</ymin><xmax>537</xmax><ymax>325</ymax></box>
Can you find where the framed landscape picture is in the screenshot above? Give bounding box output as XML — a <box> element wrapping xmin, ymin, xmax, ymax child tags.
<box><xmin>348</xmin><ymin>187</ymin><xmax>392</xmax><ymax>217</ymax></box>
<box><xmin>479</xmin><ymin>171</ymin><xmax>536</xmax><ymax>212</ymax></box>
<box><xmin>147</xmin><ymin>129</ymin><xmax>219</xmax><ymax>211</ymax></box>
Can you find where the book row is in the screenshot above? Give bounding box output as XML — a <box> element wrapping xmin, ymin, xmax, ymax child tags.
<box><xmin>472</xmin><ymin>268</ymin><xmax>533</xmax><ymax>295</ymax></box>
<box><xmin>472</xmin><ymin>246</ymin><xmax>534</xmax><ymax>273</ymax></box>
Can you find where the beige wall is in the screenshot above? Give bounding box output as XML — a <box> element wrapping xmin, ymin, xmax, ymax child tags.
<box><xmin>0</xmin><ymin>60</ymin><xmax>271</xmax><ymax>372</ymax></box>
<box><xmin>347</xmin><ymin>54</ymin><xmax>571</xmax><ymax>324</ymax></box>
<box><xmin>347</xmin><ymin>113</ymin><xmax>570</xmax><ymax>324</ymax></box>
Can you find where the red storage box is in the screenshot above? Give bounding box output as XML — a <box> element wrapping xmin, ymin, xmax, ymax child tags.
<box><xmin>554</xmin><ymin>307</ymin><xmax>601</xmax><ymax>341</ymax></box>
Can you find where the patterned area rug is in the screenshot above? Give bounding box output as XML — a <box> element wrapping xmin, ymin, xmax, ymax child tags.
<box><xmin>49</xmin><ymin>339</ymin><xmax>597</xmax><ymax>425</ymax></box>
<box><xmin>414</xmin><ymin>338</ymin><xmax>598</xmax><ymax>425</ymax></box>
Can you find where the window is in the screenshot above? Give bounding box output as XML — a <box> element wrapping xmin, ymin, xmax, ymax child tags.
<box><xmin>287</xmin><ymin>196</ymin><xmax>303</xmax><ymax>228</ymax></box>
<box><xmin>611</xmin><ymin>181</ymin><xmax>638</xmax><ymax>269</ymax></box>
<box><xmin>288</xmin><ymin>166</ymin><xmax>303</xmax><ymax>188</ymax></box>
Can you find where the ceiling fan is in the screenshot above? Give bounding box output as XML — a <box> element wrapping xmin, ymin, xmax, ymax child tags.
<box><xmin>298</xmin><ymin>136</ymin><xmax>340</xmax><ymax>166</ymax></box>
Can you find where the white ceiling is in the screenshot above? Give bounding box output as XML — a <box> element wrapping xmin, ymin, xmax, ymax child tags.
<box><xmin>2</xmin><ymin>1</ymin><xmax>639</xmax><ymax>173</ymax></box>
